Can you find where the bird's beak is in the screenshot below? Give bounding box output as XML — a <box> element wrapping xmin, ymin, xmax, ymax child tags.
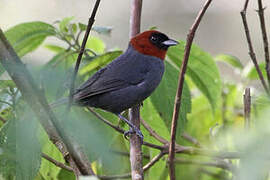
<box><xmin>162</xmin><ymin>39</ymin><xmax>179</xmax><ymax>46</ymax></box>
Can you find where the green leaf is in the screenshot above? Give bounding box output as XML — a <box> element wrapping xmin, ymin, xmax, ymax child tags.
<box><xmin>215</xmin><ymin>54</ymin><xmax>243</xmax><ymax>70</ymax></box>
<box><xmin>150</xmin><ymin>61</ymin><xmax>191</xmax><ymax>137</ymax></box>
<box><xmin>86</xmin><ymin>36</ymin><xmax>105</xmax><ymax>54</ymax></box>
<box><xmin>39</xmin><ymin>127</ymin><xmax>64</xmax><ymax>180</ymax></box>
<box><xmin>0</xmin><ymin>108</ymin><xmax>41</xmax><ymax>180</ymax></box>
<box><xmin>79</xmin><ymin>51</ymin><xmax>122</xmax><ymax>76</ymax></box>
<box><xmin>44</xmin><ymin>44</ymin><xmax>65</xmax><ymax>53</ymax></box>
<box><xmin>167</xmin><ymin>42</ymin><xmax>222</xmax><ymax>111</ymax></box>
<box><xmin>5</xmin><ymin>21</ymin><xmax>56</xmax><ymax>57</ymax></box>
<box><xmin>0</xmin><ymin>80</ymin><xmax>16</xmax><ymax>89</ymax></box>
<box><xmin>70</xmin><ymin>23</ymin><xmax>78</xmax><ymax>34</ymax></box>
<box><xmin>0</xmin><ymin>63</ymin><xmax>5</xmax><ymax>77</ymax></box>
<box><xmin>78</xmin><ymin>23</ymin><xmax>87</xmax><ymax>31</ymax></box>
<box><xmin>59</xmin><ymin>17</ymin><xmax>74</xmax><ymax>33</ymax></box>
<box><xmin>246</xmin><ymin>62</ymin><xmax>267</xmax><ymax>80</ymax></box>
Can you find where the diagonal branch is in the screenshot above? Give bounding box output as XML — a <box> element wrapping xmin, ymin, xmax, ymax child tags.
<box><xmin>0</xmin><ymin>29</ymin><xmax>94</xmax><ymax>176</ymax></box>
<box><xmin>68</xmin><ymin>0</ymin><xmax>101</xmax><ymax>110</ymax></box>
<box><xmin>257</xmin><ymin>0</ymin><xmax>270</xmax><ymax>88</ymax></box>
<box><xmin>168</xmin><ymin>0</ymin><xmax>213</xmax><ymax>179</ymax></box>
<box><xmin>240</xmin><ymin>0</ymin><xmax>269</xmax><ymax>94</ymax></box>
<box><xmin>42</xmin><ymin>153</ymin><xmax>73</xmax><ymax>172</ymax></box>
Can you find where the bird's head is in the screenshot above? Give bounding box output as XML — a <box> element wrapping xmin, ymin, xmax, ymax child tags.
<box><xmin>130</xmin><ymin>30</ymin><xmax>179</xmax><ymax>60</ymax></box>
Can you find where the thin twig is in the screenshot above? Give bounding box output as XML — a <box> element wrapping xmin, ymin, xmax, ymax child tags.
<box><xmin>42</xmin><ymin>153</ymin><xmax>73</xmax><ymax>172</ymax></box>
<box><xmin>168</xmin><ymin>0</ymin><xmax>213</xmax><ymax>179</ymax></box>
<box><xmin>87</xmin><ymin>107</ymin><xmax>125</xmax><ymax>134</ymax></box>
<box><xmin>257</xmin><ymin>0</ymin><xmax>270</xmax><ymax>88</ymax></box>
<box><xmin>181</xmin><ymin>132</ymin><xmax>202</xmax><ymax>147</ymax></box>
<box><xmin>243</xmin><ymin>88</ymin><xmax>251</xmax><ymax>129</ymax></box>
<box><xmin>141</xmin><ymin>118</ymin><xmax>168</xmax><ymax>144</ymax></box>
<box><xmin>174</xmin><ymin>157</ymin><xmax>234</xmax><ymax>172</ymax></box>
<box><xmin>0</xmin><ymin>99</ymin><xmax>13</xmax><ymax>107</ymax></box>
<box><xmin>129</xmin><ymin>0</ymin><xmax>144</xmax><ymax>180</ymax></box>
<box><xmin>240</xmin><ymin>0</ymin><xmax>269</xmax><ymax>94</ymax></box>
<box><xmin>68</xmin><ymin>0</ymin><xmax>101</xmax><ymax>110</ymax></box>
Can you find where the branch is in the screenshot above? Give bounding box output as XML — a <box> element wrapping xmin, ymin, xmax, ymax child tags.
<box><xmin>240</xmin><ymin>0</ymin><xmax>269</xmax><ymax>94</ymax></box>
<box><xmin>42</xmin><ymin>153</ymin><xmax>73</xmax><ymax>172</ymax></box>
<box><xmin>168</xmin><ymin>0</ymin><xmax>213</xmax><ymax>179</ymax></box>
<box><xmin>0</xmin><ymin>29</ymin><xmax>95</xmax><ymax>176</ymax></box>
<box><xmin>257</xmin><ymin>0</ymin><xmax>270</xmax><ymax>88</ymax></box>
<box><xmin>99</xmin><ymin>152</ymin><xmax>164</xmax><ymax>180</ymax></box>
<box><xmin>88</xmin><ymin>107</ymin><xmax>242</xmax><ymax>160</ymax></box>
<box><xmin>243</xmin><ymin>88</ymin><xmax>251</xmax><ymax>129</ymax></box>
<box><xmin>129</xmin><ymin>0</ymin><xmax>144</xmax><ymax>180</ymax></box>
<box><xmin>174</xmin><ymin>157</ymin><xmax>234</xmax><ymax>172</ymax></box>
<box><xmin>181</xmin><ymin>132</ymin><xmax>202</xmax><ymax>147</ymax></box>
<box><xmin>141</xmin><ymin>118</ymin><xmax>168</xmax><ymax>144</ymax></box>
<box><xmin>68</xmin><ymin>0</ymin><xmax>101</xmax><ymax>110</ymax></box>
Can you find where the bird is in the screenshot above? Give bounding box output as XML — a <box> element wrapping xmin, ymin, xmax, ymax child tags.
<box><xmin>52</xmin><ymin>30</ymin><xmax>178</xmax><ymax>142</ymax></box>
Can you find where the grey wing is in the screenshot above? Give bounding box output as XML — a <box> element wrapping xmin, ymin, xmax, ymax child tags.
<box><xmin>74</xmin><ymin>60</ymin><xmax>148</xmax><ymax>100</ymax></box>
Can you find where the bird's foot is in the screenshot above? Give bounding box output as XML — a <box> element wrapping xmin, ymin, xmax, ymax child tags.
<box><xmin>124</xmin><ymin>127</ymin><xmax>144</xmax><ymax>143</ymax></box>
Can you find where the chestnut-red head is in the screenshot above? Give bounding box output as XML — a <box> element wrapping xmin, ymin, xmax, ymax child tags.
<box><xmin>130</xmin><ymin>30</ymin><xmax>178</xmax><ymax>60</ymax></box>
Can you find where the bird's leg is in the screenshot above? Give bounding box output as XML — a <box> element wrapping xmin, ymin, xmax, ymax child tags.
<box><xmin>117</xmin><ymin>113</ymin><xmax>144</xmax><ymax>142</ymax></box>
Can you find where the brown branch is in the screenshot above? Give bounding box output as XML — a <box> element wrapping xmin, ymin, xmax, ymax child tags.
<box><xmin>0</xmin><ymin>29</ymin><xmax>95</xmax><ymax>176</ymax></box>
<box><xmin>244</xmin><ymin>88</ymin><xmax>251</xmax><ymax>129</ymax></box>
<box><xmin>42</xmin><ymin>153</ymin><xmax>73</xmax><ymax>172</ymax></box>
<box><xmin>129</xmin><ymin>0</ymin><xmax>144</xmax><ymax>180</ymax></box>
<box><xmin>141</xmin><ymin>118</ymin><xmax>168</xmax><ymax>144</ymax></box>
<box><xmin>257</xmin><ymin>0</ymin><xmax>270</xmax><ymax>88</ymax></box>
<box><xmin>87</xmin><ymin>107</ymin><xmax>125</xmax><ymax>134</ymax></box>
<box><xmin>68</xmin><ymin>0</ymin><xmax>101</xmax><ymax>110</ymax></box>
<box><xmin>99</xmin><ymin>152</ymin><xmax>164</xmax><ymax>180</ymax></box>
<box><xmin>181</xmin><ymin>132</ymin><xmax>202</xmax><ymax>147</ymax></box>
<box><xmin>240</xmin><ymin>0</ymin><xmax>269</xmax><ymax>94</ymax></box>
<box><xmin>168</xmin><ymin>0</ymin><xmax>213</xmax><ymax>179</ymax></box>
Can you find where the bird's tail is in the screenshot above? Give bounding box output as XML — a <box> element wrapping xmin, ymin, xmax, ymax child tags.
<box><xmin>49</xmin><ymin>97</ymin><xmax>69</xmax><ymax>108</ymax></box>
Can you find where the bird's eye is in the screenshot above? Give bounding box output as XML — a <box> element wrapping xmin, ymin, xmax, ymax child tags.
<box><xmin>151</xmin><ymin>36</ymin><xmax>158</xmax><ymax>42</ymax></box>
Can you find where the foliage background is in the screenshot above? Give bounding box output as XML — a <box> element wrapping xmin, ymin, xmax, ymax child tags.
<box><xmin>1</xmin><ymin>0</ymin><xmax>270</xmax><ymax>180</ymax></box>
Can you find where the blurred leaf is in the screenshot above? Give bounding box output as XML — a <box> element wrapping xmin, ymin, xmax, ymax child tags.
<box><xmin>92</xmin><ymin>26</ymin><xmax>112</xmax><ymax>36</ymax></box>
<box><xmin>150</xmin><ymin>61</ymin><xmax>191</xmax><ymax>138</ymax></box>
<box><xmin>59</xmin><ymin>17</ymin><xmax>74</xmax><ymax>33</ymax></box>
<box><xmin>86</xmin><ymin>36</ymin><xmax>105</xmax><ymax>54</ymax></box>
<box><xmin>70</xmin><ymin>23</ymin><xmax>78</xmax><ymax>34</ymax></box>
<box><xmin>57</xmin><ymin>168</ymin><xmax>75</xmax><ymax>180</ymax></box>
<box><xmin>60</xmin><ymin>107</ymin><xmax>120</xmax><ymax>170</ymax></box>
<box><xmin>246</xmin><ymin>62</ymin><xmax>267</xmax><ymax>80</ymax></box>
<box><xmin>79</xmin><ymin>23</ymin><xmax>87</xmax><ymax>31</ymax></box>
<box><xmin>0</xmin><ymin>64</ymin><xmax>5</xmax><ymax>77</ymax></box>
<box><xmin>0</xmin><ymin>118</ymin><xmax>16</xmax><ymax>179</ymax></box>
<box><xmin>215</xmin><ymin>54</ymin><xmax>243</xmax><ymax>70</ymax></box>
<box><xmin>39</xmin><ymin>127</ymin><xmax>64</xmax><ymax>180</ymax></box>
<box><xmin>44</xmin><ymin>44</ymin><xmax>65</xmax><ymax>53</ymax></box>
<box><xmin>141</xmin><ymin>99</ymin><xmax>170</xmax><ymax>142</ymax></box>
<box><xmin>5</xmin><ymin>21</ymin><xmax>56</xmax><ymax>57</ymax></box>
<box><xmin>167</xmin><ymin>42</ymin><xmax>222</xmax><ymax>111</ymax></box>
<box><xmin>0</xmin><ymin>80</ymin><xmax>16</xmax><ymax>89</ymax></box>
<box><xmin>79</xmin><ymin>51</ymin><xmax>122</xmax><ymax>76</ymax></box>
<box><xmin>0</xmin><ymin>107</ymin><xmax>41</xmax><ymax>180</ymax></box>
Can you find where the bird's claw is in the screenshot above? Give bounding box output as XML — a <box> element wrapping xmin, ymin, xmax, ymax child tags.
<box><xmin>124</xmin><ymin>127</ymin><xmax>144</xmax><ymax>143</ymax></box>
